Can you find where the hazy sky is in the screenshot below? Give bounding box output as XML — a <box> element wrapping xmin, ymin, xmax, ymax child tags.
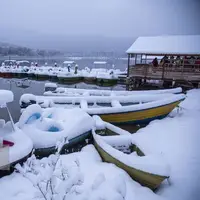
<box><xmin>0</xmin><ymin>0</ymin><xmax>199</xmax><ymax>51</ymax></box>
<box><xmin>0</xmin><ymin>0</ymin><xmax>199</xmax><ymax>38</ymax></box>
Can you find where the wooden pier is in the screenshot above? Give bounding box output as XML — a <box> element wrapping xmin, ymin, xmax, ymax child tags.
<box><xmin>126</xmin><ymin>35</ymin><xmax>200</xmax><ymax>89</ymax></box>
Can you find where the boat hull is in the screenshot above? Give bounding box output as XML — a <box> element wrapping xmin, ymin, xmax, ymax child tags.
<box><xmin>0</xmin><ymin>152</ymin><xmax>32</xmax><ymax>178</ymax></box>
<box><xmin>94</xmin><ymin>140</ymin><xmax>168</xmax><ymax>190</ymax></box>
<box><xmin>97</xmin><ymin>100</ymin><xmax>180</xmax><ymax>124</ymax></box>
<box><xmin>36</xmin><ymin>74</ymin><xmax>50</xmax><ymax>80</ymax></box>
<box><xmin>58</xmin><ymin>76</ymin><xmax>83</xmax><ymax>84</ymax></box>
<box><xmin>34</xmin><ymin>131</ymin><xmax>92</xmax><ymax>158</ymax></box>
<box><xmin>96</xmin><ymin>78</ymin><xmax>118</xmax><ymax>86</ymax></box>
<box><xmin>84</xmin><ymin>77</ymin><xmax>97</xmax><ymax>83</ymax></box>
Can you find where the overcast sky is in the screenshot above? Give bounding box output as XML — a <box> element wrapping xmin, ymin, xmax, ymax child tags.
<box><xmin>0</xmin><ymin>0</ymin><xmax>199</xmax><ymax>50</ymax></box>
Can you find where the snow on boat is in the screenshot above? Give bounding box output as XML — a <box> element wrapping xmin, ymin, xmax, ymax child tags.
<box><xmin>20</xmin><ymin>93</ymin><xmax>185</xmax><ymax>124</ymax></box>
<box><xmin>44</xmin><ymin>85</ymin><xmax>183</xmax><ymax>96</ymax></box>
<box><xmin>0</xmin><ymin>90</ymin><xmax>33</xmax><ymax>176</ymax></box>
<box><xmin>17</xmin><ymin>105</ymin><xmax>94</xmax><ymax>158</ymax></box>
<box><xmin>96</xmin><ymin>71</ymin><xmax>118</xmax><ymax>86</ymax></box>
<box><xmin>92</xmin><ymin>117</ymin><xmax>170</xmax><ymax>190</ymax></box>
<box><xmin>57</xmin><ymin>73</ymin><xmax>83</xmax><ymax>83</ymax></box>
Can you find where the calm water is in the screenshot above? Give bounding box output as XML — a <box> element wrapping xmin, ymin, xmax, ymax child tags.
<box><xmin>0</xmin><ymin>77</ymin><xmax>144</xmax><ymax>132</ymax></box>
<box><xmin>0</xmin><ymin>77</ymin><xmax>126</xmax><ymax>120</ymax></box>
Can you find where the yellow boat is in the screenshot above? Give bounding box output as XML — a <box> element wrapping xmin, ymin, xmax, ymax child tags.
<box><xmin>90</xmin><ymin>93</ymin><xmax>185</xmax><ymax>124</ymax></box>
<box><xmin>93</xmin><ymin>126</ymin><xmax>170</xmax><ymax>190</ymax></box>
<box><xmin>20</xmin><ymin>93</ymin><xmax>185</xmax><ymax>125</ymax></box>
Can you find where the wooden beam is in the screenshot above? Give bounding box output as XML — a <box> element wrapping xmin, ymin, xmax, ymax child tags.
<box><xmin>127</xmin><ymin>54</ymin><xmax>130</xmax><ymax>77</ymax></box>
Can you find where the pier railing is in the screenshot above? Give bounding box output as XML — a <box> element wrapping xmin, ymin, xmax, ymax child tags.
<box><xmin>129</xmin><ymin>62</ymin><xmax>200</xmax><ymax>82</ymax></box>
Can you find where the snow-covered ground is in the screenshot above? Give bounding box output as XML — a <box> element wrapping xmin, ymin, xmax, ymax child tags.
<box><xmin>0</xmin><ymin>89</ymin><xmax>200</xmax><ymax>200</ymax></box>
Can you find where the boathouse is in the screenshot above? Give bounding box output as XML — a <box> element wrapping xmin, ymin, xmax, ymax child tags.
<box><xmin>126</xmin><ymin>35</ymin><xmax>200</xmax><ymax>88</ymax></box>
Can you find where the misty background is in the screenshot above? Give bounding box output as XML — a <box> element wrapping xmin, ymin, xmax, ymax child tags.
<box><xmin>0</xmin><ymin>0</ymin><xmax>200</xmax><ymax>53</ymax></box>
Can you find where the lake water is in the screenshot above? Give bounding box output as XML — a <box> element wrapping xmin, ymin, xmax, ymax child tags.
<box><xmin>0</xmin><ymin>77</ymin><xmax>144</xmax><ymax>132</ymax></box>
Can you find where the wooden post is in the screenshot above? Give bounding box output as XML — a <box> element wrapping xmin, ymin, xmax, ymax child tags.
<box><xmin>162</xmin><ymin>63</ymin><xmax>165</xmax><ymax>80</ymax></box>
<box><xmin>135</xmin><ymin>54</ymin><xmax>137</xmax><ymax>65</ymax></box>
<box><xmin>127</xmin><ymin>54</ymin><xmax>130</xmax><ymax>77</ymax></box>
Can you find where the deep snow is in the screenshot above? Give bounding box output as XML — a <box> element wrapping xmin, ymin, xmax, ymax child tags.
<box><xmin>0</xmin><ymin>89</ymin><xmax>200</xmax><ymax>200</ymax></box>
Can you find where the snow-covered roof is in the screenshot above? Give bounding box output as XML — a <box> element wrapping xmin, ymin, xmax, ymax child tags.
<box><xmin>126</xmin><ymin>35</ymin><xmax>200</xmax><ymax>55</ymax></box>
<box><xmin>93</xmin><ymin>61</ymin><xmax>107</xmax><ymax>65</ymax></box>
<box><xmin>63</xmin><ymin>61</ymin><xmax>75</xmax><ymax>64</ymax></box>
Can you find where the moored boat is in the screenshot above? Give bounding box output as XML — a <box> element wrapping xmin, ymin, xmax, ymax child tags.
<box><xmin>92</xmin><ymin>118</ymin><xmax>170</xmax><ymax>190</ymax></box>
<box><xmin>0</xmin><ymin>90</ymin><xmax>33</xmax><ymax>177</ymax></box>
<box><xmin>20</xmin><ymin>93</ymin><xmax>185</xmax><ymax>125</ymax></box>
<box><xmin>57</xmin><ymin>73</ymin><xmax>83</xmax><ymax>83</ymax></box>
<box><xmin>44</xmin><ymin>85</ymin><xmax>183</xmax><ymax>96</ymax></box>
<box><xmin>17</xmin><ymin>105</ymin><xmax>94</xmax><ymax>158</ymax></box>
<box><xmin>96</xmin><ymin>72</ymin><xmax>118</xmax><ymax>86</ymax></box>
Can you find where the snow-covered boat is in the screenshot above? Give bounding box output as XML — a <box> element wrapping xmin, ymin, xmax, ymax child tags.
<box><xmin>57</xmin><ymin>73</ymin><xmax>83</xmax><ymax>83</ymax></box>
<box><xmin>20</xmin><ymin>93</ymin><xmax>185</xmax><ymax>124</ymax></box>
<box><xmin>0</xmin><ymin>90</ymin><xmax>33</xmax><ymax>176</ymax></box>
<box><xmin>17</xmin><ymin>105</ymin><xmax>94</xmax><ymax>158</ymax></box>
<box><xmin>44</xmin><ymin>85</ymin><xmax>183</xmax><ymax>96</ymax></box>
<box><xmin>92</xmin><ymin>117</ymin><xmax>170</xmax><ymax>190</ymax></box>
<box><xmin>96</xmin><ymin>72</ymin><xmax>118</xmax><ymax>86</ymax></box>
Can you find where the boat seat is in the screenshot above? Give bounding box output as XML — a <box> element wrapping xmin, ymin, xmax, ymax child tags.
<box><xmin>80</xmin><ymin>100</ymin><xmax>88</xmax><ymax>109</ymax></box>
<box><xmin>111</xmin><ymin>100</ymin><xmax>122</xmax><ymax>107</ymax></box>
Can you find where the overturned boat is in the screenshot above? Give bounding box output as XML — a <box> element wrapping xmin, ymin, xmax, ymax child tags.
<box><xmin>20</xmin><ymin>93</ymin><xmax>185</xmax><ymax>125</ymax></box>
<box><xmin>0</xmin><ymin>90</ymin><xmax>33</xmax><ymax>177</ymax></box>
<box><xmin>17</xmin><ymin>105</ymin><xmax>94</xmax><ymax>158</ymax></box>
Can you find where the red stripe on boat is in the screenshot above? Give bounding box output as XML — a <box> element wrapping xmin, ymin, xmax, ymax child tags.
<box><xmin>3</xmin><ymin>140</ymin><xmax>14</xmax><ymax>147</ymax></box>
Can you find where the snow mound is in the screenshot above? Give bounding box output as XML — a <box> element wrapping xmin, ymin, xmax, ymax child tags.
<box><xmin>0</xmin><ymin>90</ymin><xmax>14</xmax><ymax>104</ymax></box>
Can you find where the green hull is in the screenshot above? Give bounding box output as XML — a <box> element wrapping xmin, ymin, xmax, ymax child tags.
<box><xmin>84</xmin><ymin>77</ymin><xmax>97</xmax><ymax>83</ymax></box>
<box><xmin>96</xmin><ymin>78</ymin><xmax>118</xmax><ymax>86</ymax></box>
<box><xmin>58</xmin><ymin>76</ymin><xmax>83</xmax><ymax>83</ymax></box>
<box><xmin>36</xmin><ymin>74</ymin><xmax>50</xmax><ymax>80</ymax></box>
<box><xmin>34</xmin><ymin>131</ymin><xmax>92</xmax><ymax>158</ymax></box>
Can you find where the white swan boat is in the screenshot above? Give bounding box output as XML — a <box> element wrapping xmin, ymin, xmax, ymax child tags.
<box><xmin>17</xmin><ymin>105</ymin><xmax>94</xmax><ymax>158</ymax></box>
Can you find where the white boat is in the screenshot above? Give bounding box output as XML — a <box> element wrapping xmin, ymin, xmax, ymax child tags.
<box><xmin>0</xmin><ymin>90</ymin><xmax>33</xmax><ymax>176</ymax></box>
<box><xmin>17</xmin><ymin>105</ymin><xmax>94</xmax><ymax>158</ymax></box>
<box><xmin>44</xmin><ymin>85</ymin><xmax>182</xmax><ymax>96</ymax></box>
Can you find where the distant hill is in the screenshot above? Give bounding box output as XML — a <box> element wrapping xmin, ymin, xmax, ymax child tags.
<box><xmin>0</xmin><ymin>27</ymin><xmax>136</xmax><ymax>54</ymax></box>
<box><xmin>0</xmin><ymin>42</ymin><xmax>63</xmax><ymax>57</ymax></box>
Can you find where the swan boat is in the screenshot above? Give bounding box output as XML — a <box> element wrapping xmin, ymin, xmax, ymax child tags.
<box><xmin>17</xmin><ymin>105</ymin><xmax>94</xmax><ymax>158</ymax></box>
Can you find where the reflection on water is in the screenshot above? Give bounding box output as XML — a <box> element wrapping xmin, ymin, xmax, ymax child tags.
<box><xmin>0</xmin><ymin>78</ymin><xmax>145</xmax><ymax>133</ymax></box>
<box><xmin>0</xmin><ymin>78</ymin><xmax>125</xmax><ymax>122</ymax></box>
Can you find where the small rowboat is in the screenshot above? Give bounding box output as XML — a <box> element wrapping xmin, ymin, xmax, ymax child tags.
<box><xmin>0</xmin><ymin>90</ymin><xmax>33</xmax><ymax>177</ymax></box>
<box><xmin>17</xmin><ymin>105</ymin><xmax>94</xmax><ymax>158</ymax></box>
<box><xmin>44</xmin><ymin>85</ymin><xmax>182</xmax><ymax>96</ymax></box>
<box><xmin>92</xmin><ymin>117</ymin><xmax>170</xmax><ymax>190</ymax></box>
<box><xmin>20</xmin><ymin>93</ymin><xmax>185</xmax><ymax>125</ymax></box>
